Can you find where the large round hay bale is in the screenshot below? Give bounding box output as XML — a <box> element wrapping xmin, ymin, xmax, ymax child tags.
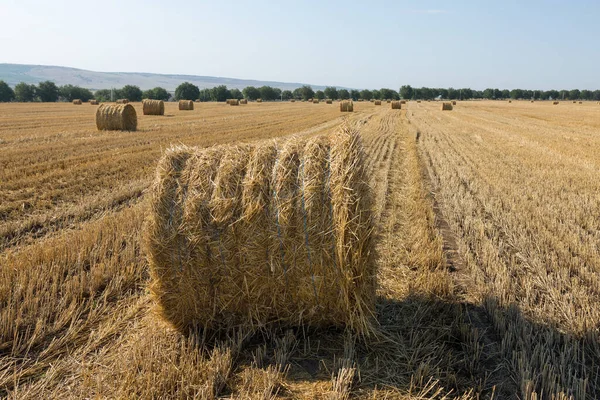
<box><xmin>391</xmin><ymin>101</ymin><xmax>401</xmax><ymax>109</ymax></box>
<box><xmin>96</xmin><ymin>104</ymin><xmax>137</xmax><ymax>131</ymax></box>
<box><xmin>290</xmin><ymin>99</ymin><xmax>296</xmax><ymax>103</ymax></box>
<box><xmin>400</xmin><ymin>100</ymin><xmax>406</xmax><ymax>104</ymax></box>
<box><xmin>146</xmin><ymin>125</ymin><xmax>376</xmax><ymax>336</ymax></box>
<box><xmin>227</xmin><ymin>99</ymin><xmax>240</xmax><ymax>106</ymax></box>
<box><xmin>553</xmin><ymin>101</ymin><xmax>559</xmax><ymax>105</ymax></box>
<box><xmin>89</xmin><ymin>100</ymin><xmax>99</xmax><ymax>105</ymax></box>
<box><xmin>326</xmin><ymin>99</ymin><xmax>333</xmax><ymax>104</ymax></box>
<box><xmin>240</xmin><ymin>99</ymin><xmax>248</xmax><ymax>104</ymax></box>
<box><xmin>256</xmin><ymin>98</ymin><xmax>263</xmax><ymax>103</ymax></box>
<box><xmin>73</xmin><ymin>99</ymin><xmax>82</xmax><ymax>105</ymax></box>
<box><xmin>452</xmin><ymin>100</ymin><xmax>457</xmax><ymax>105</ymax></box>
<box><xmin>116</xmin><ymin>99</ymin><xmax>129</xmax><ymax>104</ymax></box>
<box><xmin>374</xmin><ymin>100</ymin><xmax>381</xmax><ymax>105</ymax></box>
<box><xmin>143</xmin><ymin>99</ymin><xmax>165</xmax><ymax>115</ymax></box>
<box><xmin>441</xmin><ymin>102</ymin><xmax>453</xmax><ymax>111</ymax></box>
<box><xmin>179</xmin><ymin>100</ymin><xmax>194</xmax><ymax>110</ymax></box>
<box><xmin>313</xmin><ymin>99</ymin><xmax>320</xmax><ymax>104</ymax></box>
<box><xmin>340</xmin><ymin>100</ymin><xmax>353</xmax><ymax>112</ymax></box>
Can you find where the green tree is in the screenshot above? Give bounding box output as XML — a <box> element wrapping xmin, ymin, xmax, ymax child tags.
<box><xmin>230</xmin><ymin>88</ymin><xmax>243</xmax><ymax>100</ymax></box>
<box><xmin>15</xmin><ymin>82</ymin><xmax>36</xmax><ymax>102</ymax></box>
<box><xmin>371</xmin><ymin>89</ymin><xmax>381</xmax><ymax>100</ymax></box>
<box><xmin>447</xmin><ymin>88</ymin><xmax>459</xmax><ymax>99</ymax></box>
<box><xmin>400</xmin><ymin>85</ymin><xmax>413</xmax><ymax>100</ymax></box>
<box><xmin>483</xmin><ymin>88</ymin><xmax>494</xmax><ymax>99</ymax></box>
<box><xmin>350</xmin><ymin>89</ymin><xmax>360</xmax><ymax>101</ymax></box>
<box><xmin>281</xmin><ymin>90</ymin><xmax>293</xmax><ymax>100</ymax></box>
<box><xmin>198</xmin><ymin>88</ymin><xmax>212</xmax><ymax>102</ymax></box>
<box><xmin>580</xmin><ymin>90</ymin><xmax>592</xmax><ymax>101</ymax></box>
<box><xmin>120</xmin><ymin>85</ymin><xmax>142</xmax><ymax>101</ymax></box>
<box><xmin>314</xmin><ymin>90</ymin><xmax>325</xmax><ymax>100</ymax></box>
<box><xmin>59</xmin><ymin>84</ymin><xmax>93</xmax><ymax>102</ymax></box>
<box><xmin>94</xmin><ymin>89</ymin><xmax>112</xmax><ymax>102</ymax></box>
<box><xmin>324</xmin><ymin>86</ymin><xmax>338</xmax><ymax>100</ymax></box>
<box><xmin>259</xmin><ymin>86</ymin><xmax>277</xmax><ymax>101</ymax></box>
<box><xmin>569</xmin><ymin>89</ymin><xmax>581</xmax><ymax>100</ymax></box>
<box><xmin>379</xmin><ymin>88</ymin><xmax>395</xmax><ymax>100</ymax></box>
<box><xmin>273</xmin><ymin>88</ymin><xmax>282</xmax><ymax>100</ymax></box>
<box><xmin>242</xmin><ymin>86</ymin><xmax>261</xmax><ymax>100</ymax></box>
<box><xmin>510</xmin><ymin>89</ymin><xmax>523</xmax><ymax>99</ymax></box>
<box><xmin>143</xmin><ymin>87</ymin><xmax>170</xmax><ymax>101</ymax></box>
<box><xmin>337</xmin><ymin>89</ymin><xmax>349</xmax><ymax>100</ymax></box>
<box><xmin>211</xmin><ymin>85</ymin><xmax>231</xmax><ymax>101</ymax></box>
<box><xmin>37</xmin><ymin>81</ymin><xmax>59</xmax><ymax>102</ymax></box>
<box><xmin>360</xmin><ymin>89</ymin><xmax>372</xmax><ymax>100</ymax></box>
<box><xmin>299</xmin><ymin>85</ymin><xmax>314</xmax><ymax>101</ymax></box>
<box><xmin>175</xmin><ymin>82</ymin><xmax>200</xmax><ymax>101</ymax></box>
<box><xmin>0</xmin><ymin>81</ymin><xmax>15</xmax><ymax>102</ymax></box>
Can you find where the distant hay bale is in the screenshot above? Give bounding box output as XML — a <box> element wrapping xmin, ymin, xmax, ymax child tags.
<box><xmin>374</xmin><ymin>100</ymin><xmax>381</xmax><ymax>105</ymax></box>
<box><xmin>239</xmin><ymin>99</ymin><xmax>248</xmax><ymax>104</ymax></box>
<box><xmin>340</xmin><ymin>100</ymin><xmax>353</xmax><ymax>112</ymax></box>
<box><xmin>313</xmin><ymin>99</ymin><xmax>320</xmax><ymax>104</ymax></box>
<box><xmin>386</xmin><ymin>100</ymin><xmax>391</xmax><ymax>103</ymax></box>
<box><xmin>508</xmin><ymin>100</ymin><xmax>512</xmax><ymax>103</ymax></box>
<box><xmin>116</xmin><ymin>99</ymin><xmax>129</xmax><ymax>104</ymax></box>
<box><xmin>579</xmin><ymin>101</ymin><xmax>583</xmax><ymax>104</ymax></box>
<box><xmin>441</xmin><ymin>102</ymin><xmax>453</xmax><ymax>111</ymax></box>
<box><xmin>146</xmin><ymin>125</ymin><xmax>376</xmax><ymax>336</ymax></box>
<box><xmin>227</xmin><ymin>99</ymin><xmax>240</xmax><ymax>106</ymax></box>
<box><xmin>326</xmin><ymin>99</ymin><xmax>333</xmax><ymax>104</ymax></box>
<box><xmin>573</xmin><ymin>101</ymin><xmax>577</xmax><ymax>104</ymax></box>
<box><xmin>400</xmin><ymin>100</ymin><xmax>406</xmax><ymax>104</ymax></box>
<box><xmin>553</xmin><ymin>101</ymin><xmax>559</xmax><ymax>105</ymax></box>
<box><xmin>391</xmin><ymin>101</ymin><xmax>401</xmax><ymax>109</ymax></box>
<box><xmin>452</xmin><ymin>101</ymin><xmax>457</xmax><ymax>105</ymax></box>
<box><xmin>73</xmin><ymin>99</ymin><xmax>82</xmax><ymax>105</ymax></box>
<box><xmin>257</xmin><ymin>98</ymin><xmax>263</xmax><ymax>103</ymax></box>
<box><xmin>290</xmin><ymin>99</ymin><xmax>296</xmax><ymax>103</ymax></box>
<box><xmin>531</xmin><ymin>100</ymin><xmax>534</xmax><ymax>103</ymax></box>
<box><xmin>179</xmin><ymin>100</ymin><xmax>194</xmax><ymax>110</ymax></box>
<box><xmin>96</xmin><ymin>104</ymin><xmax>137</xmax><ymax>131</ymax></box>
<box><xmin>370</xmin><ymin>99</ymin><xmax>374</xmax><ymax>103</ymax></box>
<box><xmin>417</xmin><ymin>100</ymin><xmax>421</xmax><ymax>103</ymax></box>
<box><xmin>89</xmin><ymin>100</ymin><xmax>99</xmax><ymax>105</ymax></box>
<box><xmin>143</xmin><ymin>99</ymin><xmax>165</xmax><ymax>115</ymax></box>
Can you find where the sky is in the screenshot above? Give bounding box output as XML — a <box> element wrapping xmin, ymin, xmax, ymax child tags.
<box><xmin>1</xmin><ymin>0</ymin><xmax>599</xmax><ymax>90</ymax></box>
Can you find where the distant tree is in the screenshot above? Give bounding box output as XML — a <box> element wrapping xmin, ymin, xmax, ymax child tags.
<box><xmin>94</xmin><ymin>89</ymin><xmax>112</xmax><ymax>102</ymax></box>
<box><xmin>569</xmin><ymin>89</ymin><xmax>581</xmax><ymax>100</ymax></box>
<box><xmin>510</xmin><ymin>89</ymin><xmax>523</xmax><ymax>99</ymax></box>
<box><xmin>360</xmin><ymin>89</ymin><xmax>372</xmax><ymax>100</ymax></box>
<box><xmin>198</xmin><ymin>88</ymin><xmax>212</xmax><ymax>101</ymax></box>
<box><xmin>281</xmin><ymin>90</ymin><xmax>293</xmax><ymax>100</ymax></box>
<box><xmin>580</xmin><ymin>90</ymin><xmax>592</xmax><ymax>100</ymax></box>
<box><xmin>36</xmin><ymin>81</ymin><xmax>59</xmax><ymax>102</ymax></box>
<box><xmin>229</xmin><ymin>88</ymin><xmax>243</xmax><ymax>100</ymax></box>
<box><xmin>242</xmin><ymin>86</ymin><xmax>261</xmax><ymax>100</ymax></box>
<box><xmin>522</xmin><ymin>90</ymin><xmax>533</xmax><ymax>99</ymax></box>
<box><xmin>447</xmin><ymin>88</ymin><xmax>459</xmax><ymax>100</ymax></box>
<box><xmin>350</xmin><ymin>89</ymin><xmax>360</xmax><ymax>101</ymax></box>
<box><xmin>15</xmin><ymin>82</ymin><xmax>37</xmax><ymax>102</ymax></box>
<box><xmin>259</xmin><ymin>86</ymin><xmax>277</xmax><ymax>101</ymax></box>
<box><xmin>458</xmin><ymin>88</ymin><xmax>472</xmax><ymax>100</ymax></box>
<box><xmin>299</xmin><ymin>85</ymin><xmax>314</xmax><ymax>101</ymax></box>
<box><xmin>119</xmin><ymin>85</ymin><xmax>142</xmax><ymax>102</ymax></box>
<box><xmin>437</xmin><ymin>88</ymin><xmax>448</xmax><ymax>99</ymax></box>
<box><xmin>0</xmin><ymin>81</ymin><xmax>15</xmax><ymax>102</ymax></box>
<box><xmin>273</xmin><ymin>88</ymin><xmax>282</xmax><ymax>100</ymax></box>
<box><xmin>175</xmin><ymin>82</ymin><xmax>200</xmax><ymax>101</ymax></box>
<box><xmin>558</xmin><ymin>90</ymin><xmax>569</xmax><ymax>100</ymax></box>
<box><xmin>483</xmin><ymin>88</ymin><xmax>494</xmax><ymax>99</ymax></box>
<box><xmin>500</xmin><ymin>89</ymin><xmax>510</xmax><ymax>99</ymax></box>
<box><xmin>324</xmin><ymin>86</ymin><xmax>338</xmax><ymax>100</ymax></box>
<box><xmin>338</xmin><ymin>89</ymin><xmax>350</xmax><ymax>100</ymax></box>
<box><xmin>371</xmin><ymin>89</ymin><xmax>381</xmax><ymax>100</ymax></box>
<box><xmin>593</xmin><ymin>90</ymin><xmax>600</xmax><ymax>101</ymax></box>
<box><xmin>545</xmin><ymin>90</ymin><xmax>559</xmax><ymax>100</ymax></box>
<box><xmin>399</xmin><ymin>85</ymin><xmax>413</xmax><ymax>100</ymax></box>
<box><xmin>143</xmin><ymin>87</ymin><xmax>170</xmax><ymax>101</ymax></box>
<box><xmin>211</xmin><ymin>85</ymin><xmax>231</xmax><ymax>102</ymax></box>
<box><xmin>59</xmin><ymin>84</ymin><xmax>93</xmax><ymax>102</ymax></box>
<box><xmin>379</xmin><ymin>88</ymin><xmax>395</xmax><ymax>100</ymax></box>
<box><xmin>292</xmin><ymin>87</ymin><xmax>303</xmax><ymax>100</ymax></box>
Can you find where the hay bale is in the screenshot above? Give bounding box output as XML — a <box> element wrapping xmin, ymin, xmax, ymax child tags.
<box><xmin>417</xmin><ymin>100</ymin><xmax>421</xmax><ymax>103</ymax></box>
<box><xmin>441</xmin><ymin>102</ymin><xmax>453</xmax><ymax>111</ymax></box>
<box><xmin>400</xmin><ymin>100</ymin><xmax>406</xmax><ymax>104</ymax></box>
<box><xmin>573</xmin><ymin>101</ymin><xmax>577</xmax><ymax>104</ymax></box>
<box><xmin>89</xmin><ymin>100</ymin><xmax>99</xmax><ymax>105</ymax></box>
<box><xmin>391</xmin><ymin>101</ymin><xmax>401</xmax><ymax>110</ymax></box>
<box><xmin>143</xmin><ymin>99</ymin><xmax>165</xmax><ymax>115</ymax></box>
<box><xmin>386</xmin><ymin>100</ymin><xmax>391</xmax><ymax>103</ymax></box>
<box><xmin>531</xmin><ymin>100</ymin><xmax>534</xmax><ymax>103</ymax></box>
<box><xmin>96</xmin><ymin>104</ymin><xmax>137</xmax><ymax>131</ymax></box>
<box><xmin>73</xmin><ymin>99</ymin><xmax>82</xmax><ymax>105</ymax></box>
<box><xmin>227</xmin><ymin>99</ymin><xmax>240</xmax><ymax>106</ymax></box>
<box><xmin>145</xmin><ymin>125</ymin><xmax>376</xmax><ymax>336</ymax></box>
<box><xmin>553</xmin><ymin>101</ymin><xmax>559</xmax><ymax>105</ymax></box>
<box><xmin>290</xmin><ymin>99</ymin><xmax>296</xmax><ymax>103</ymax></box>
<box><xmin>313</xmin><ymin>99</ymin><xmax>320</xmax><ymax>104</ymax></box>
<box><xmin>452</xmin><ymin>101</ymin><xmax>457</xmax><ymax>105</ymax></box>
<box><xmin>257</xmin><ymin>98</ymin><xmax>263</xmax><ymax>103</ymax></box>
<box><xmin>116</xmin><ymin>99</ymin><xmax>129</xmax><ymax>104</ymax></box>
<box><xmin>240</xmin><ymin>99</ymin><xmax>248</xmax><ymax>104</ymax></box>
<box><xmin>374</xmin><ymin>100</ymin><xmax>381</xmax><ymax>105</ymax></box>
<box><xmin>340</xmin><ymin>100</ymin><xmax>353</xmax><ymax>112</ymax></box>
<box><xmin>508</xmin><ymin>100</ymin><xmax>512</xmax><ymax>103</ymax></box>
<box><xmin>326</xmin><ymin>99</ymin><xmax>333</xmax><ymax>104</ymax></box>
<box><xmin>579</xmin><ymin>101</ymin><xmax>583</xmax><ymax>104</ymax></box>
<box><xmin>179</xmin><ymin>100</ymin><xmax>194</xmax><ymax>110</ymax></box>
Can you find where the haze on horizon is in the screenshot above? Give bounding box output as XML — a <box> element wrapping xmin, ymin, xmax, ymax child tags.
<box><xmin>1</xmin><ymin>0</ymin><xmax>599</xmax><ymax>90</ymax></box>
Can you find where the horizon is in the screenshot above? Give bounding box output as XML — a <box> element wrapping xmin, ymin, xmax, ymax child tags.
<box><xmin>2</xmin><ymin>1</ymin><xmax>599</xmax><ymax>90</ymax></box>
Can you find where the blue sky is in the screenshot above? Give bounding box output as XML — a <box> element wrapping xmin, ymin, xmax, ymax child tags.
<box><xmin>1</xmin><ymin>0</ymin><xmax>599</xmax><ymax>90</ymax></box>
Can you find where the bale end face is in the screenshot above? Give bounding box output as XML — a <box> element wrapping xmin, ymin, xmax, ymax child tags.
<box><xmin>227</xmin><ymin>99</ymin><xmax>240</xmax><ymax>106</ymax></box>
<box><xmin>452</xmin><ymin>101</ymin><xmax>457</xmax><ymax>105</ymax></box>
<box><xmin>441</xmin><ymin>102</ymin><xmax>453</xmax><ymax>111</ymax></box>
<box><xmin>96</xmin><ymin>103</ymin><xmax>137</xmax><ymax>131</ymax></box>
<box><xmin>340</xmin><ymin>100</ymin><xmax>353</xmax><ymax>112</ymax></box>
<box><xmin>146</xmin><ymin>126</ymin><xmax>376</xmax><ymax>336</ymax></box>
<box><xmin>391</xmin><ymin>101</ymin><xmax>401</xmax><ymax>110</ymax></box>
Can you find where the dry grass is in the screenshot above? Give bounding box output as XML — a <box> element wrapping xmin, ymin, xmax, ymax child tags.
<box><xmin>1</xmin><ymin>100</ymin><xmax>598</xmax><ymax>398</ymax></box>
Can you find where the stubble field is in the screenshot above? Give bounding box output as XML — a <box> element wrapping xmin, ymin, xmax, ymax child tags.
<box><xmin>0</xmin><ymin>100</ymin><xmax>598</xmax><ymax>399</ymax></box>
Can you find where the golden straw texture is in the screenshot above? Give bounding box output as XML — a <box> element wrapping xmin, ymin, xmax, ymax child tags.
<box><xmin>95</xmin><ymin>104</ymin><xmax>137</xmax><ymax>131</ymax></box>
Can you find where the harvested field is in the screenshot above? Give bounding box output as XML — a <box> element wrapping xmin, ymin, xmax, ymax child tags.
<box><xmin>1</xmin><ymin>100</ymin><xmax>599</xmax><ymax>399</ymax></box>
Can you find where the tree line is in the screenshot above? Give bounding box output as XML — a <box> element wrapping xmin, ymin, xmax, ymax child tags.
<box><xmin>2</xmin><ymin>79</ymin><xmax>600</xmax><ymax>103</ymax></box>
